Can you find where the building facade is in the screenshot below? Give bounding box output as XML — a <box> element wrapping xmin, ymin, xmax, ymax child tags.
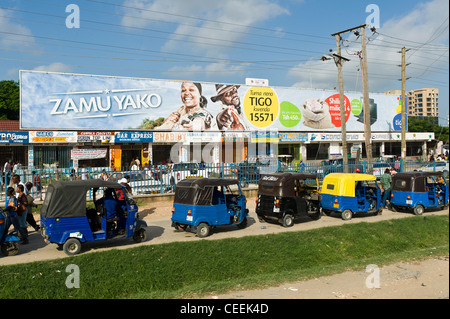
<box><xmin>408</xmin><ymin>88</ymin><xmax>439</xmax><ymax>124</ymax></box>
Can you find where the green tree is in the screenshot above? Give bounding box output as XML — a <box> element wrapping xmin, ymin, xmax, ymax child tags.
<box><xmin>408</xmin><ymin>117</ymin><xmax>449</xmax><ymax>142</ymax></box>
<box><xmin>0</xmin><ymin>80</ymin><xmax>20</xmax><ymax>120</ymax></box>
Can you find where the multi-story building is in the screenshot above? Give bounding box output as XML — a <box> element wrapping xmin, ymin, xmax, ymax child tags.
<box><xmin>384</xmin><ymin>88</ymin><xmax>439</xmax><ymax>125</ymax></box>
<box><xmin>407</xmin><ymin>88</ymin><xmax>439</xmax><ymax>124</ymax></box>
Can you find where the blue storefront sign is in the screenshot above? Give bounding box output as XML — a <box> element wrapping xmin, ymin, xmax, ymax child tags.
<box><xmin>114</xmin><ymin>132</ymin><xmax>153</xmax><ymax>143</ymax></box>
<box><xmin>0</xmin><ymin>131</ymin><xmax>29</xmax><ymax>143</ymax></box>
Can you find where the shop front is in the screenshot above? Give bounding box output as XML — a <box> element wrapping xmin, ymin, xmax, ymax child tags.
<box><xmin>278</xmin><ymin>132</ymin><xmax>308</xmax><ymax>163</ymax></box>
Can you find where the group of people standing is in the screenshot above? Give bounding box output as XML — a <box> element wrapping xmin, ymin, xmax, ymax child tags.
<box><xmin>4</xmin><ymin>174</ymin><xmax>40</xmax><ymax>245</ymax></box>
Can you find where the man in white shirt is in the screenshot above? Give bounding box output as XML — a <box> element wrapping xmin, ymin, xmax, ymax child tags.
<box><xmin>11</xmin><ymin>174</ymin><xmax>28</xmax><ymax>196</ymax></box>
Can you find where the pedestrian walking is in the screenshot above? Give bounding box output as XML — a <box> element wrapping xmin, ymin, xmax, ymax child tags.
<box><xmin>32</xmin><ymin>171</ymin><xmax>43</xmax><ymax>200</ymax></box>
<box><xmin>380</xmin><ymin>168</ymin><xmax>393</xmax><ymax>209</ymax></box>
<box><xmin>5</xmin><ymin>186</ymin><xmax>28</xmax><ymax>244</ymax></box>
<box><xmin>16</xmin><ymin>184</ymin><xmax>29</xmax><ymax>238</ymax></box>
<box><xmin>25</xmin><ymin>182</ymin><xmax>40</xmax><ymax>232</ymax></box>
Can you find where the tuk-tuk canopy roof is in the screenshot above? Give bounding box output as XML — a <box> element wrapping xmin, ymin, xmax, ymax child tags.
<box><xmin>176</xmin><ymin>177</ymin><xmax>239</xmax><ymax>189</ymax></box>
<box><xmin>321</xmin><ymin>173</ymin><xmax>377</xmax><ymax>197</ymax></box>
<box><xmin>41</xmin><ymin>179</ymin><xmax>123</xmax><ymax>218</ymax></box>
<box><xmin>174</xmin><ymin>178</ymin><xmax>240</xmax><ymax>206</ymax></box>
<box><xmin>258</xmin><ymin>172</ymin><xmax>318</xmax><ymax>197</ymax></box>
<box><xmin>392</xmin><ymin>171</ymin><xmax>444</xmax><ymax>192</ymax></box>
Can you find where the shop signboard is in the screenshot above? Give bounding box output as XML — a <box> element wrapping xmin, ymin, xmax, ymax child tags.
<box><xmin>71</xmin><ymin>148</ymin><xmax>108</xmax><ymax>160</ymax></box>
<box><xmin>0</xmin><ymin>131</ymin><xmax>29</xmax><ymax>143</ymax></box>
<box><xmin>77</xmin><ymin>131</ymin><xmax>114</xmax><ymax>143</ymax></box>
<box><xmin>152</xmin><ymin>132</ymin><xmax>185</xmax><ymax>143</ymax></box>
<box><xmin>114</xmin><ymin>132</ymin><xmax>154</xmax><ymax>143</ymax></box>
<box><xmin>29</xmin><ymin>131</ymin><xmax>77</xmax><ymax>143</ymax></box>
<box><xmin>20</xmin><ymin>70</ymin><xmax>405</xmax><ymax>132</ymax></box>
<box><xmin>186</xmin><ymin>132</ymin><xmax>222</xmax><ymax>143</ymax></box>
<box><xmin>308</xmin><ymin>132</ymin><xmax>365</xmax><ymax>143</ymax></box>
<box><xmin>251</xmin><ymin>131</ymin><xmax>279</xmax><ymax>143</ymax></box>
<box><xmin>278</xmin><ymin>132</ymin><xmax>308</xmax><ymax>142</ymax></box>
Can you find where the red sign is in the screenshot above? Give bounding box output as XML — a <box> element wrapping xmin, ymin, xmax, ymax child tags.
<box><xmin>325</xmin><ymin>94</ymin><xmax>351</xmax><ymax>127</ymax></box>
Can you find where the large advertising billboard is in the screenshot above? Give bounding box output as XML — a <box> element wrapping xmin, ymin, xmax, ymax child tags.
<box><xmin>20</xmin><ymin>70</ymin><xmax>405</xmax><ymax>132</ymax></box>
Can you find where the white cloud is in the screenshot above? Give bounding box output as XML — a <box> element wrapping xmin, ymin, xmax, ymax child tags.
<box><xmin>120</xmin><ymin>0</ymin><xmax>289</xmax><ymax>57</ymax></box>
<box><xmin>32</xmin><ymin>62</ymin><xmax>74</xmax><ymax>73</ymax></box>
<box><xmin>0</xmin><ymin>8</ymin><xmax>36</xmax><ymax>48</ymax></box>
<box><xmin>163</xmin><ymin>61</ymin><xmax>249</xmax><ymax>81</ymax></box>
<box><xmin>288</xmin><ymin>0</ymin><xmax>449</xmax><ymax>92</ymax></box>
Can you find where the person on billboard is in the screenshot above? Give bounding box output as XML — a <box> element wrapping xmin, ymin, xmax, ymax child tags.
<box><xmin>155</xmin><ymin>82</ymin><xmax>213</xmax><ymax>131</ymax></box>
<box><xmin>211</xmin><ymin>84</ymin><xmax>248</xmax><ymax>131</ymax></box>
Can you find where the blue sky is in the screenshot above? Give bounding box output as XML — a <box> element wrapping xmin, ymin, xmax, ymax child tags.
<box><xmin>1</xmin><ymin>0</ymin><xmax>448</xmax><ymax>125</ymax></box>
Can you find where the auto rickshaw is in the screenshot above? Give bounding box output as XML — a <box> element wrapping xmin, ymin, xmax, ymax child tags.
<box><xmin>320</xmin><ymin>173</ymin><xmax>382</xmax><ymax>220</ymax></box>
<box><xmin>390</xmin><ymin>171</ymin><xmax>449</xmax><ymax>215</ymax></box>
<box><xmin>40</xmin><ymin>179</ymin><xmax>148</xmax><ymax>255</ymax></box>
<box><xmin>255</xmin><ymin>172</ymin><xmax>321</xmax><ymax>227</ymax></box>
<box><xmin>171</xmin><ymin>178</ymin><xmax>248</xmax><ymax>237</ymax></box>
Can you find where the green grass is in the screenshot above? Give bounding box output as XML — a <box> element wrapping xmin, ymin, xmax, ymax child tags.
<box><xmin>0</xmin><ymin>215</ymin><xmax>448</xmax><ymax>299</ymax></box>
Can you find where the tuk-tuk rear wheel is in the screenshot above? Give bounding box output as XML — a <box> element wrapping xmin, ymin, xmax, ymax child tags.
<box><xmin>282</xmin><ymin>214</ymin><xmax>294</xmax><ymax>227</ymax></box>
<box><xmin>413</xmin><ymin>205</ymin><xmax>424</xmax><ymax>216</ymax></box>
<box><xmin>63</xmin><ymin>238</ymin><xmax>82</xmax><ymax>256</ymax></box>
<box><xmin>341</xmin><ymin>209</ymin><xmax>353</xmax><ymax>221</ymax></box>
<box><xmin>196</xmin><ymin>223</ymin><xmax>210</xmax><ymax>238</ymax></box>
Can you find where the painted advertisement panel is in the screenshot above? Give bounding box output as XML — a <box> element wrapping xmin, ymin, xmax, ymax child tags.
<box><xmin>20</xmin><ymin>70</ymin><xmax>404</xmax><ymax>132</ymax></box>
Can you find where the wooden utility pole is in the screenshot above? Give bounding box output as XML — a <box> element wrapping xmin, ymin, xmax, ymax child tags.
<box><xmin>330</xmin><ymin>26</ymin><xmax>359</xmax><ymax>171</ymax></box>
<box><xmin>399</xmin><ymin>47</ymin><xmax>410</xmax><ymax>160</ymax></box>
<box><xmin>335</xmin><ymin>34</ymin><xmax>349</xmax><ymax>171</ymax></box>
<box><xmin>360</xmin><ymin>26</ymin><xmax>372</xmax><ymax>162</ymax></box>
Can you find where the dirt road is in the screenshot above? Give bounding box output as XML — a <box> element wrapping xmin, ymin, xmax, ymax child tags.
<box><xmin>207</xmin><ymin>256</ymin><xmax>449</xmax><ymax>299</ymax></box>
<box><xmin>1</xmin><ymin>200</ymin><xmax>448</xmax><ymax>299</ymax></box>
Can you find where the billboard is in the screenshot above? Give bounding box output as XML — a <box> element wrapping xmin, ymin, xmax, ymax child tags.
<box><xmin>20</xmin><ymin>70</ymin><xmax>404</xmax><ymax>132</ymax></box>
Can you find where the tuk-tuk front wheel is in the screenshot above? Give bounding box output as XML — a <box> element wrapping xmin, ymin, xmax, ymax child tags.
<box><xmin>196</xmin><ymin>223</ymin><xmax>210</xmax><ymax>238</ymax></box>
<box><xmin>63</xmin><ymin>238</ymin><xmax>82</xmax><ymax>256</ymax></box>
<box><xmin>237</xmin><ymin>217</ymin><xmax>248</xmax><ymax>229</ymax></box>
<box><xmin>341</xmin><ymin>209</ymin><xmax>353</xmax><ymax>221</ymax></box>
<box><xmin>133</xmin><ymin>228</ymin><xmax>147</xmax><ymax>243</ymax></box>
<box><xmin>414</xmin><ymin>205</ymin><xmax>425</xmax><ymax>216</ymax></box>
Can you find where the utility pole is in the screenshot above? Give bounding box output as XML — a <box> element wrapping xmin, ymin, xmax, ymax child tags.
<box><xmin>335</xmin><ymin>34</ymin><xmax>349</xmax><ymax>171</ymax></box>
<box><xmin>399</xmin><ymin>47</ymin><xmax>410</xmax><ymax>160</ymax></box>
<box><xmin>330</xmin><ymin>27</ymin><xmax>359</xmax><ymax>171</ymax></box>
<box><xmin>360</xmin><ymin>26</ymin><xmax>372</xmax><ymax>163</ymax></box>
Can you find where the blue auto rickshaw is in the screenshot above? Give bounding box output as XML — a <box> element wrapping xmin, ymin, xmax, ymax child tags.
<box><xmin>40</xmin><ymin>179</ymin><xmax>147</xmax><ymax>255</ymax></box>
<box><xmin>171</xmin><ymin>178</ymin><xmax>248</xmax><ymax>237</ymax></box>
<box><xmin>390</xmin><ymin>171</ymin><xmax>449</xmax><ymax>215</ymax></box>
<box><xmin>320</xmin><ymin>173</ymin><xmax>382</xmax><ymax>220</ymax></box>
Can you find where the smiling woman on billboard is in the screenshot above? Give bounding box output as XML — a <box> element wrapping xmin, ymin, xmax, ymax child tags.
<box><xmin>155</xmin><ymin>82</ymin><xmax>214</xmax><ymax>131</ymax></box>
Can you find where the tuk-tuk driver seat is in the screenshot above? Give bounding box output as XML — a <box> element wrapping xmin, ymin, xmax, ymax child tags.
<box><xmin>99</xmin><ymin>189</ymin><xmax>120</xmax><ymax>220</ymax></box>
<box><xmin>355</xmin><ymin>182</ymin><xmax>365</xmax><ymax>204</ymax></box>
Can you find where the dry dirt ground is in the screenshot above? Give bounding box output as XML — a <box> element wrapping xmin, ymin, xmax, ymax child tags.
<box><xmin>1</xmin><ymin>198</ymin><xmax>448</xmax><ymax>299</ymax></box>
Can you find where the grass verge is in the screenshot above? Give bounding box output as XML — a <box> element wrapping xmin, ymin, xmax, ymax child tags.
<box><xmin>0</xmin><ymin>214</ymin><xmax>448</xmax><ymax>299</ymax></box>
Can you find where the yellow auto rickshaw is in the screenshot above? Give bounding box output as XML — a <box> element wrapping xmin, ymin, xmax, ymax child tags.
<box><xmin>320</xmin><ymin>173</ymin><xmax>382</xmax><ymax>220</ymax></box>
